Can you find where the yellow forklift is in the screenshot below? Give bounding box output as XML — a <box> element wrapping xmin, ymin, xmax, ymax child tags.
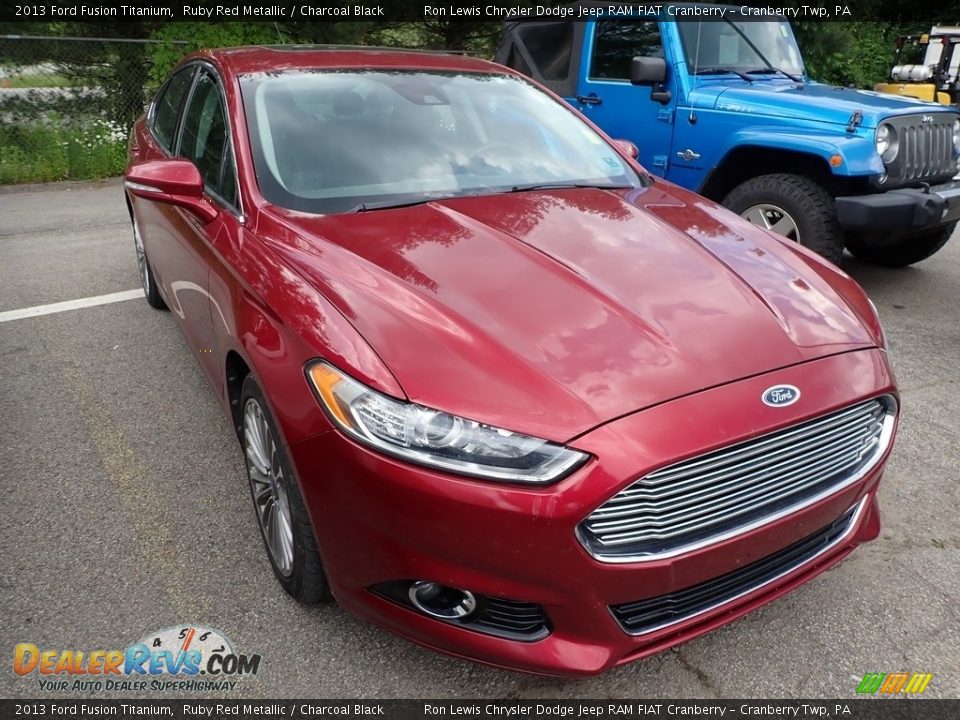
<box><xmin>875</xmin><ymin>27</ymin><xmax>960</xmax><ymax>105</ymax></box>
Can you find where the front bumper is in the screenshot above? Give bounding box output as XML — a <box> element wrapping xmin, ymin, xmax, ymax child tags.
<box><xmin>836</xmin><ymin>180</ymin><xmax>960</xmax><ymax>232</ymax></box>
<box><xmin>289</xmin><ymin>349</ymin><xmax>897</xmax><ymax>676</ymax></box>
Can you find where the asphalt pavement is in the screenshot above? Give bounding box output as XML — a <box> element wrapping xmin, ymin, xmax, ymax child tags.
<box><xmin>1</xmin><ymin>179</ymin><xmax>958</xmax><ymax>699</ymax></box>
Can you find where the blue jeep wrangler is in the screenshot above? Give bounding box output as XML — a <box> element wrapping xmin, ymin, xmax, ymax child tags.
<box><xmin>496</xmin><ymin>3</ymin><xmax>960</xmax><ymax>266</ymax></box>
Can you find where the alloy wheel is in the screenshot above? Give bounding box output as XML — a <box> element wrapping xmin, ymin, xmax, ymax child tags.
<box><xmin>132</xmin><ymin>218</ymin><xmax>150</xmax><ymax>296</ymax></box>
<box><xmin>740</xmin><ymin>203</ymin><xmax>800</xmax><ymax>242</ymax></box>
<box><xmin>243</xmin><ymin>399</ymin><xmax>295</xmax><ymax>577</ymax></box>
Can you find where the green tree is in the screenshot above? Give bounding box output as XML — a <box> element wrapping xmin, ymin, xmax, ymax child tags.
<box><xmin>146</xmin><ymin>23</ymin><xmax>290</xmax><ymax>87</ymax></box>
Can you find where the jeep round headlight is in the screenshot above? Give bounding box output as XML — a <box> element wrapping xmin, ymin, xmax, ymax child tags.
<box><xmin>876</xmin><ymin>123</ymin><xmax>898</xmax><ymax>163</ymax></box>
<box><xmin>953</xmin><ymin>119</ymin><xmax>960</xmax><ymax>155</ymax></box>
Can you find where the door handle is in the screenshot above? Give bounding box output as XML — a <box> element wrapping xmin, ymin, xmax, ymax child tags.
<box><xmin>576</xmin><ymin>95</ymin><xmax>602</xmax><ymax>105</ymax></box>
<box><xmin>676</xmin><ymin>149</ymin><xmax>701</xmax><ymax>161</ymax></box>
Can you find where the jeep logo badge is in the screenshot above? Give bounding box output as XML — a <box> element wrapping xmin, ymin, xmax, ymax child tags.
<box><xmin>762</xmin><ymin>385</ymin><xmax>801</xmax><ymax>407</ymax></box>
<box><xmin>921</xmin><ymin>114</ymin><xmax>934</xmax><ymax>124</ymax></box>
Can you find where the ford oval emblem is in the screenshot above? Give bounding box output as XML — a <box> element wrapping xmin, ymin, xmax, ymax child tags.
<box><xmin>762</xmin><ymin>385</ymin><xmax>801</xmax><ymax>407</ymax></box>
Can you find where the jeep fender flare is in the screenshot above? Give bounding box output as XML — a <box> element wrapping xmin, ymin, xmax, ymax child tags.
<box><xmin>708</xmin><ymin>126</ymin><xmax>884</xmax><ymax>187</ymax></box>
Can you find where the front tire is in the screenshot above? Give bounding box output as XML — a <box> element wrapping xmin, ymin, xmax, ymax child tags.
<box><xmin>845</xmin><ymin>222</ymin><xmax>956</xmax><ymax>268</ymax></box>
<box><xmin>241</xmin><ymin>375</ymin><xmax>329</xmax><ymax>604</ymax></box>
<box><xmin>723</xmin><ymin>173</ymin><xmax>844</xmax><ymax>265</ymax></box>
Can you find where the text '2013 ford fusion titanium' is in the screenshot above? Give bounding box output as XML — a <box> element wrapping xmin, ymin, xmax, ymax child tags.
<box><xmin>125</xmin><ymin>46</ymin><xmax>898</xmax><ymax>676</ymax></box>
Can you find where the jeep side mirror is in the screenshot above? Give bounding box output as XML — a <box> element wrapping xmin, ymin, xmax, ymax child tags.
<box><xmin>630</xmin><ymin>56</ymin><xmax>667</xmax><ymax>85</ymax></box>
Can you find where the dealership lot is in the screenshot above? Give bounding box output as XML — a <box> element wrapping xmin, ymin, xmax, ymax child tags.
<box><xmin>1</xmin><ymin>179</ymin><xmax>958</xmax><ymax>698</ymax></box>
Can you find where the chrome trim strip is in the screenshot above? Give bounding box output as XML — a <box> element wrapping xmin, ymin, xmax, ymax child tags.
<box><xmin>614</xmin><ymin>495</ymin><xmax>869</xmax><ymax>636</ymax></box>
<box><xmin>578</xmin><ymin>395</ymin><xmax>896</xmax><ymax>563</ymax></box>
<box><xmin>124</xmin><ymin>180</ymin><xmax>163</xmax><ymax>194</ymax></box>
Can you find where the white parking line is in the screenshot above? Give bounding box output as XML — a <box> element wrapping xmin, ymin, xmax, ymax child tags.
<box><xmin>0</xmin><ymin>289</ymin><xmax>144</xmax><ymax>323</ymax></box>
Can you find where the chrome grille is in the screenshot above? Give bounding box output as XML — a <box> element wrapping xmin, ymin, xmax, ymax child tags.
<box><xmin>886</xmin><ymin>114</ymin><xmax>956</xmax><ymax>185</ymax></box>
<box><xmin>579</xmin><ymin>397</ymin><xmax>894</xmax><ymax>562</ymax></box>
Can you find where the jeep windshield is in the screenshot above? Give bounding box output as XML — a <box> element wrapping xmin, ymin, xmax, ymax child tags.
<box><xmin>240</xmin><ymin>70</ymin><xmax>644</xmax><ymax>214</ymax></box>
<box><xmin>678</xmin><ymin>20</ymin><xmax>805</xmax><ymax>79</ymax></box>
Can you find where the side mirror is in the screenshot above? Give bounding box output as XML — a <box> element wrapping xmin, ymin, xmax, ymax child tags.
<box><xmin>630</xmin><ymin>56</ymin><xmax>667</xmax><ymax>85</ymax></box>
<box><xmin>612</xmin><ymin>139</ymin><xmax>639</xmax><ymax>159</ymax></box>
<box><xmin>125</xmin><ymin>159</ymin><xmax>218</xmax><ymax>224</ymax></box>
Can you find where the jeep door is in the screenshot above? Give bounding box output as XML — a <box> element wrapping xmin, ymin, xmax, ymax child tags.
<box><xmin>575</xmin><ymin>19</ymin><xmax>678</xmax><ymax>178</ymax></box>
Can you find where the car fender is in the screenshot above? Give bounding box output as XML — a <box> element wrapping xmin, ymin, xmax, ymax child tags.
<box><xmin>212</xmin><ymin>221</ymin><xmax>405</xmax><ymax>450</ymax></box>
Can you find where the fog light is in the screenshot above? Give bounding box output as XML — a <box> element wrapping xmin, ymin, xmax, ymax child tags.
<box><xmin>408</xmin><ymin>581</ymin><xmax>477</xmax><ymax>620</ymax></box>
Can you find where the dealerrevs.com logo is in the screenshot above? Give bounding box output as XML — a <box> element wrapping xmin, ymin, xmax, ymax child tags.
<box><xmin>14</xmin><ymin>625</ymin><xmax>262</xmax><ymax>692</ymax></box>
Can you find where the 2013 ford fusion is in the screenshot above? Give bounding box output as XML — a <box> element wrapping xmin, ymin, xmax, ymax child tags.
<box><xmin>125</xmin><ymin>47</ymin><xmax>898</xmax><ymax>676</ymax></box>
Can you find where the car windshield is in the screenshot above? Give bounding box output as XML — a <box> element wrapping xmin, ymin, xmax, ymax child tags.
<box><xmin>240</xmin><ymin>70</ymin><xmax>644</xmax><ymax>213</ymax></box>
<box><xmin>677</xmin><ymin>20</ymin><xmax>804</xmax><ymax>77</ymax></box>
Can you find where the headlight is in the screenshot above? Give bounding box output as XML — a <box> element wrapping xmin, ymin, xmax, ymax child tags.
<box><xmin>953</xmin><ymin>119</ymin><xmax>960</xmax><ymax>155</ymax></box>
<box><xmin>876</xmin><ymin>123</ymin><xmax>898</xmax><ymax>163</ymax></box>
<box><xmin>866</xmin><ymin>297</ymin><xmax>889</xmax><ymax>351</ymax></box>
<box><xmin>306</xmin><ymin>362</ymin><xmax>588</xmax><ymax>484</ymax></box>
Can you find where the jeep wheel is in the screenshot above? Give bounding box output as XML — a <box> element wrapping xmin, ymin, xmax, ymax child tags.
<box><xmin>845</xmin><ymin>222</ymin><xmax>956</xmax><ymax>268</ymax></box>
<box><xmin>723</xmin><ymin>173</ymin><xmax>844</xmax><ymax>265</ymax></box>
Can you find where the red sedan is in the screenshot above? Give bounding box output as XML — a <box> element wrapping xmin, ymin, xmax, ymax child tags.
<box><xmin>125</xmin><ymin>47</ymin><xmax>898</xmax><ymax>676</ymax></box>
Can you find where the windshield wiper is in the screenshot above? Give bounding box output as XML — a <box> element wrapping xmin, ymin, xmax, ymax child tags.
<box><xmin>692</xmin><ymin>67</ymin><xmax>754</xmax><ymax>83</ymax></box>
<box><xmin>746</xmin><ymin>67</ymin><xmax>803</xmax><ymax>83</ymax></box>
<box><xmin>351</xmin><ymin>183</ymin><xmax>635</xmax><ymax>211</ymax></box>
<box><xmin>350</xmin><ymin>194</ymin><xmax>461</xmax><ymax>213</ymax></box>
<box><xmin>507</xmin><ymin>182</ymin><xmax>635</xmax><ymax>193</ymax></box>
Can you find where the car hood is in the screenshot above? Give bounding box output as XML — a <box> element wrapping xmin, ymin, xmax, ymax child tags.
<box><xmin>265</xmin><ymin>185</ymin><xmax>874</xmax><ymax>442</ymax></box>
<box><xmin>703</xmin><ymin>80</ymin><xmax>958</xmax><ymax>128</ymax></box>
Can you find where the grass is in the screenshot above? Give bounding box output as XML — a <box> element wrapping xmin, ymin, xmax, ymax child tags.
<box><xmin>0</xmin><ymin>73</ymin><xmax>81</xmax><ymax>89</ymax></box>
<box><xmin>0</xmin><ymin>117</ymin><xmax>127</xmax><ymax>184</ymax></box>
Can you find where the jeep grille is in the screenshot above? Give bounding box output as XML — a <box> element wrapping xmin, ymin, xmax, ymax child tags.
<box><xmin>883</xmin><ymin>113</ymin><xmax>957</xmax><ymax>186</ymax></box>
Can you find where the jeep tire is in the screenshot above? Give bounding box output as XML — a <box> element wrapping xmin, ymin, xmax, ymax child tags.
<box><xmin>845</xmin><ymin>222</ymin><xmax>956</xmax><ymax>268</ymax></box>
<box><xmin>723</xmin><ymin>173</ymin><xmax>844</xmax><ymax>265</ymax></box>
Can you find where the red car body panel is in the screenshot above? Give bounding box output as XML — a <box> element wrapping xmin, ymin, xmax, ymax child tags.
<box><xmin>291</xmin><ymin>348</ymin><xmax>893</xmax><ymax>676</ymax></box>
<box><xmin>126</xmin><ymin>47</ymin><xmax>899</xmax><ymax>676</ymax></box>
<box><xmin>267</xmin><ymin>183</ymin><xmax>874</xmax><ymax>441</ymax></box>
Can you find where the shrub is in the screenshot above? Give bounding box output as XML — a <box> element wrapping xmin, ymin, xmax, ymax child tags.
<box><xmin>0</xmin><ymin>117</ymin><xmax>127</xmax><ymax>183</ymax></box>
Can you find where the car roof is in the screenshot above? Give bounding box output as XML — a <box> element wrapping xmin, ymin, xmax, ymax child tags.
<box><xmin>190</xmin><ymin>45</ymin><xmax>504</xmax><ymax>77</ymax></box>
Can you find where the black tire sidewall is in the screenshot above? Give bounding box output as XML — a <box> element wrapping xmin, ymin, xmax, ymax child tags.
<box><xmin>723</xmin><ymin>174</ymin><xmax>844</xmax><ymax>265</ymax></box>
<box><xmin>845</xmin><ymin>223</ymin><xmax>956</xmax><ymax>268</ymax></box>
<box><xmin>143</xmin><ymin>258</ymin><xmax>166</xmax><ymax>309</ymax></box>
<box><xmin>240</xmin><ymin>375</ymin><xmax>329</xmax><ymax>603</ymax></box>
